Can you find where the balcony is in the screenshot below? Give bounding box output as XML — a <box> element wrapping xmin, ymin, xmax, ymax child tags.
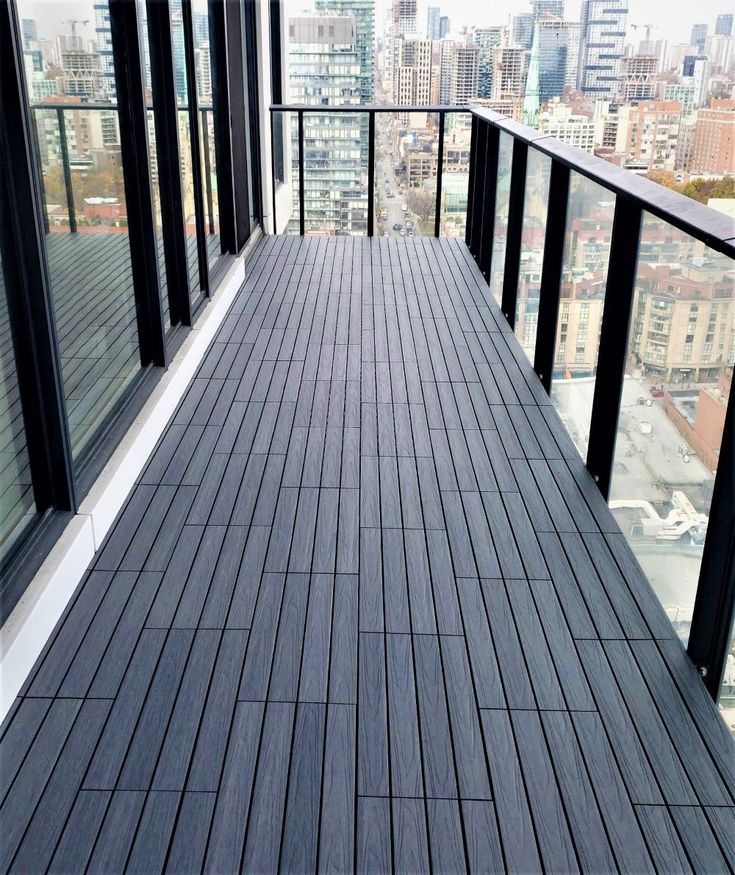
<box><xmin>2</xmin><ymin>225</ymin><xmax>735</xmax><ymax>871</ymax></box>
<box><xmin>2</xmin><ymin>5</ymin><xmax>735</xmax><ymax>872</ymax></box>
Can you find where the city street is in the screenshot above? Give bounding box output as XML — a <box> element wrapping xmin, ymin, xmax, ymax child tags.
<box><xmin>374</xmin><ymin>122</ymin><xmax>417</xmax><ymax>237</ymax></box>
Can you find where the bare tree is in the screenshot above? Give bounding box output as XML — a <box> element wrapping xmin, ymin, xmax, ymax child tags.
<box><xmin>406</xmin><ymin>188</ymin><xmax>435</xmax><ymax>226</ymax></box>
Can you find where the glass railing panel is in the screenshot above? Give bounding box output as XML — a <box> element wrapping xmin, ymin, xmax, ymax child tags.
<box><xmin>298</xmin><ymin>110</ymin><xmax>368</xmax><ymax>236</ymax></box>
<box><xmin>609</xmin><ymin>212</ymin><xmax>734</xmax><ymax>645</ymax></box>
<box><xmin>550</xmin><ymin>173</ymin><xmax>615</xmax><ymax>458</ymax></box>
<box><xmin>720</xmin><ymin>620</ymin><xmax>735</xmax><ymax>720</ymax></box>
<box><xmin>514</xmin><ymin>147</ymin><xmax>552</xmax><ymax>362</ymax></box>
<box><xmin>438</xmin><ymin>112</ymin><xmax>471</xmax><ymax>239</ymax></box>
<box><xmin>488</xmin><ymin>130</ymin><xmax>513</xmax><ymax>306</ymax></box>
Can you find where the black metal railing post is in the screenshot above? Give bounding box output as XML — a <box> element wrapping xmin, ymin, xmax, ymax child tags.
<box><xmin>465</xmin><ymin>113</ymin><xmax>478</xmax><ymax>248</ymax></box>
<box><xmin>533</xmin><ymin>158</ymin><xmax>570</xmax><ymax>393</ymax></box>
<box><xmin>298</xmin><ymin>109</ymin><xmax>305</xmax><ymax>235</ymax></box>
<box><xmin>367</xmin><ymin>111</ymin><xmax>375</xmax><ymax>237</ymax></box>
<box><xmin>434</xmin><ymin>111</ymin><xmax>445</xmax><ymax>238</ymax></box>
<box><xmin>688</xmin><ymin>389</ymin><xmax>735</xmax><ymax>698</ymax></box>
<box><xmin>201</xmin><ymin>108</ymin><xmax>215</xmax><ymax>234</ymax></box>
<box><xmin>468</xmin><ymin>120</ymin><xmax>488</xmax><ymax>263</ymax></box>
<box><xmin>501</xmin><ymin>138</ymin><xmax>528</xmax><ymax>328</ymax></box>
<box><xmin>586</xmin><ymin>197</ymin><xmax>642</xmax><ymax>497</ymax></box>
<box><xmin>270</xmin><ymin>109</ymin><xmax>277</xmax><ymax>233</ymax></box>
<box><xmin>56</xmin><ymin>107</ymin><xmax>76</xmax><ymax>233</ymax></box>
<box><xmin>478</xmin><ymin>124</ymin><xmax>499</xmax><ymax>281</ymax></box>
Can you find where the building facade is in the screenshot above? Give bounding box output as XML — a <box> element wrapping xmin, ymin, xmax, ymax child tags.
<box><xmin>578</xmin><ymin>0</ymin><xmax>627</xmax><ymax>98</ymax></box>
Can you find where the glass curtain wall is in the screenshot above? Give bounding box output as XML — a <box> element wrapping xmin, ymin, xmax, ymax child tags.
<box><xmin>0</xmin><ymin>249</ymin><xmax>37</xmax><ymax>566</ymax></box>
<box><xmin>18</xmin><ymin>0</ymin><xmax>142</xmax><ymax>460</ymax></box>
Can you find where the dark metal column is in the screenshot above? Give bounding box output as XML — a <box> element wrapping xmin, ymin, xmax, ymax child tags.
<box><xmin>501</xmin><ymin>139</ymin><xmax>528</xmax><ymax>328</ymax></box>
<box><xmin>468</xmin><ymin>120</ymin><xmax>488</xmax><ymax>265</ymax></box>
<box><xmin>367</xmin><ymin>112</ymin><xmax>375</xmax><ymax>237</ymax></box>
<box><xmin>0</xmin><ymin>0</ymin><xmax>75</xmax><ymax>513</ymax></box>
<box><xmin>298</xmin><ymin>109</ymin><xmax>305</xmax><ymax>235</ymax></box>
<box><xmin>478</xmin><ymin>124</ymin><xmax>499</xmax><ymax>281</ymax></box>
<box><xmin>146</xmin><ymin>0</ymin><xmax>192</xmax><ymax>327</ymax></box>
<box><xmin>586</xmin><ymin>198</ymin><xmax>642</xmax><ymax>497</ymax></box>
<box><xmin>109</xmin><ymin>0</ymin><xmax>166</xmax><ymax>367</ymax></box>
<box><xmin>533</xmin><ymin>159</ymin><xmax>569</xmax><ymax>393</ymax></box>
<box><xmin>56</xmin><ymin>108</ymin><xmax>77</xmax><ymax>233</ymax></box>
<box><xmin>464</xmin><ymin>114</ymin><xmax>477</xmax><ymax>248</ymax></box>
<box><xmin>688</xmin><ymin>390</ymin><xmax>735</xmax><ymax>698</ymax></box>
<box><xmin>434</xmin><ymin>111</ymin><xmax>445</xmax><ymax>238</ymax></box>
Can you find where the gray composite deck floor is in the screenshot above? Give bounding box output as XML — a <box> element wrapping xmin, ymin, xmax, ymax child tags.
<box><xmin>1</xmin><ymin>235</ymin><xmax>734</xmax><ymax>874</ymax></box>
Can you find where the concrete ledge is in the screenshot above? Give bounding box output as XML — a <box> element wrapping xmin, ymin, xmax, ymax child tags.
<box><xmin>0</xmin><ymin>231</ymin><xmax>260</xmax><ymax>722</ymax></box>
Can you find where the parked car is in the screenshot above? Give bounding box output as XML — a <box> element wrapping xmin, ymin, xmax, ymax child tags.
<box><xmin>401</xmin><ymin>202</ymin><xmax>408</xmax><ymax>212</ymax></box>
<box><xmin>400</xmin><ymin>228</ymin><xmax>406</xmax><ymax>236</ymax></box>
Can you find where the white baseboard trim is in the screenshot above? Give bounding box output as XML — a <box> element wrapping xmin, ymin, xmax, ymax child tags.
<box><xmin>0</xmin><ymin>231</ymin><xmax>260</xmax><ymax>722</ymax></box>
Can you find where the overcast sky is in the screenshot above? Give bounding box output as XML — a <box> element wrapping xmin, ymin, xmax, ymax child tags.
<box><xmin>24</xmin><ymin>0</ymin><xmax>733</xmax><ymax>48</ymax></box>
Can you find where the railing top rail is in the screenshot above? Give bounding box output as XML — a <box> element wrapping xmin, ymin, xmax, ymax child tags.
<box><xmin>30</xmin><ymin>102</ymin><xmax>214</xmax><ymax>111</ymax></box>
<box><xmin>270</xmin><ymin>102</ymin><xmax>734</xmax><ymax>257</ymax></box>
<box><xmin>269</xmin><ymin>103</ymin><xmax>471</xmax><ymax>113</ymax></box>
<box><xmin>470</xmin><ymin>106</ymin><xmax>735</xmax><ymax>258</ymax></box>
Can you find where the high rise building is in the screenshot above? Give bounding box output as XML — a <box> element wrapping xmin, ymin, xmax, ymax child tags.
<box><xmin>618</xmin><ymin>54</ymin><xmax>658</xmax><ymax>102</ymax></box>
<box><xmin>391</xmin><ymin>0</ymin><xmax>417</xmax><ymax>36</ymax></box>
<box><xmin>288</xmin><ymin>15</ymin><xmax>366</xmax><ymax>234</ymax></box>
<box><xmin>715</xmin><ymin>14</ymin><xmax>733</xmax><ymax>36</ymax></box>
<box><xmin>492</xmin><ymin>46</ymin><xmax>527</xmax><ymax>100</ymax></box>
<box><xmin>439</xmin><ymin>16</ymin><xmax>450</xmax><ymax>38</ymax></box>
<box><xmin>450</xmin><ymin>43</ymin><xmax>479</xmax><ymax>104</ymax></box>
<box><xmin>315</xmin><ymin>0</ymin><xmax>375</xmax><ymax>103</ymax></box>
<box><xmin>509</xmin><ymin>13</ymin><xmax>534</xmax><ymax>49</ymax></box>
<box><xmin>578</xmin><ymin>0</ymin><xmax>627</xmax><ymax>98</ymax></box>
<box><xmin>538</xmin><ymin>18</ymin><xmax>580</xmax><ymax>102</ymax></box>
<box><xmin>94</xmin><ymin>2</ymin><xmax>115</xmax><ymax>100</ymax></box>
<box><xmin>473</xmin><ymin>27</ymin><xmax>505</xmax><ymax>99</ymax></box>
<box><xmin>394</xmin><ymin>35</ymin><xmax>436</xmax><ymax>105</ymax></box>
<box><xmin>532</xmin><ymin>0</ymin><xmax>564</xmax><ymax>17</ymax></box>
<box><xmin>21</xmin><ymin>19</ymin><xmax>37</xmax><ymax>50</ymax></box>
<box><xmin>427</xmin><ymin>7</ymin><xmax>441</xmax><ymax>39</ymax></box>
<box><xmin>60</xmin><ymin>50</ymin><xmax>101</xmax><ymax>98</ymax></box>
<box><xmin>690</xmin><ymin>23</ymin><xmax>708</xmax><ymax>53</ymax></box>
<box><xmin>683</xmin><ymin>54</ymin><xmax>710</xmax><ymax>106</ymax></box>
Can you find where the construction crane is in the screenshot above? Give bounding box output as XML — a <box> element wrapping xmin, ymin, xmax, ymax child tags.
<box><xmin>61</xmin><ymin>19</ymin><xmax>90</xmax><ymax>39</ymax></box>
<box><xmin>630</xmin><ymin>23</ymin><xmax>660</xmax><ymax>45</ymax></box>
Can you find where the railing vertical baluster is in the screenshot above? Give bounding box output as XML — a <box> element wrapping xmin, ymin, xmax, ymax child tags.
<box><xmin>201</xmin><ymin>108</ymin><xmax>214</xmax><ymax>234</ymax></box>
<box><xmin>367</xmin><ymin>111</ymin><xmax>375</xmax><ymax>237</ymax></box>
<box><xmin>434</xmin><ymin>111</ymin><xmax>445</xmax><ymax>238</ymax></box>
<box><xmin>56</xmin><ymin>107</ymin><xmax>76</xmax><ymax>233</ymax></box>
<box><xmin>270</xmin><ymin>110</ymin><xmax>277</xmax><ymax>234</ymax></box>
<box><xmin>298</xmin><ymin>109</ymin><xmax>305</xmax><ymax>236</ymax></box>
<box><xmin>688</xmin><ymin>388</ymin><xmax>735</xmax><ymax>698</ymax></box>
<box><xmin>501</xmin><ymin>138</ymin><xmax>528</xmax><ymax>328</ymax></box>
<box><xmin>533</xmin><ymin>158</ymin><xmax>569</xmax><ymax>393</ymax></box>
<box><xmin>478</xmin><ymin>124</ymin><xmax>499</xmax><ymax>281</ymax></box>
<box><xmin>468</xmin><ymin>120</ymin><xmax>488</xmax><ymax>264</ymax></box>
<box><xmin>465</xmin><ymin>114</ymin><xmax>477</xmax><ymax>248</ymax></box>
<box><xmin>586</xmin><ymin>198</ymin><xmax>642</xmax><ymax>497</ymax></box>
